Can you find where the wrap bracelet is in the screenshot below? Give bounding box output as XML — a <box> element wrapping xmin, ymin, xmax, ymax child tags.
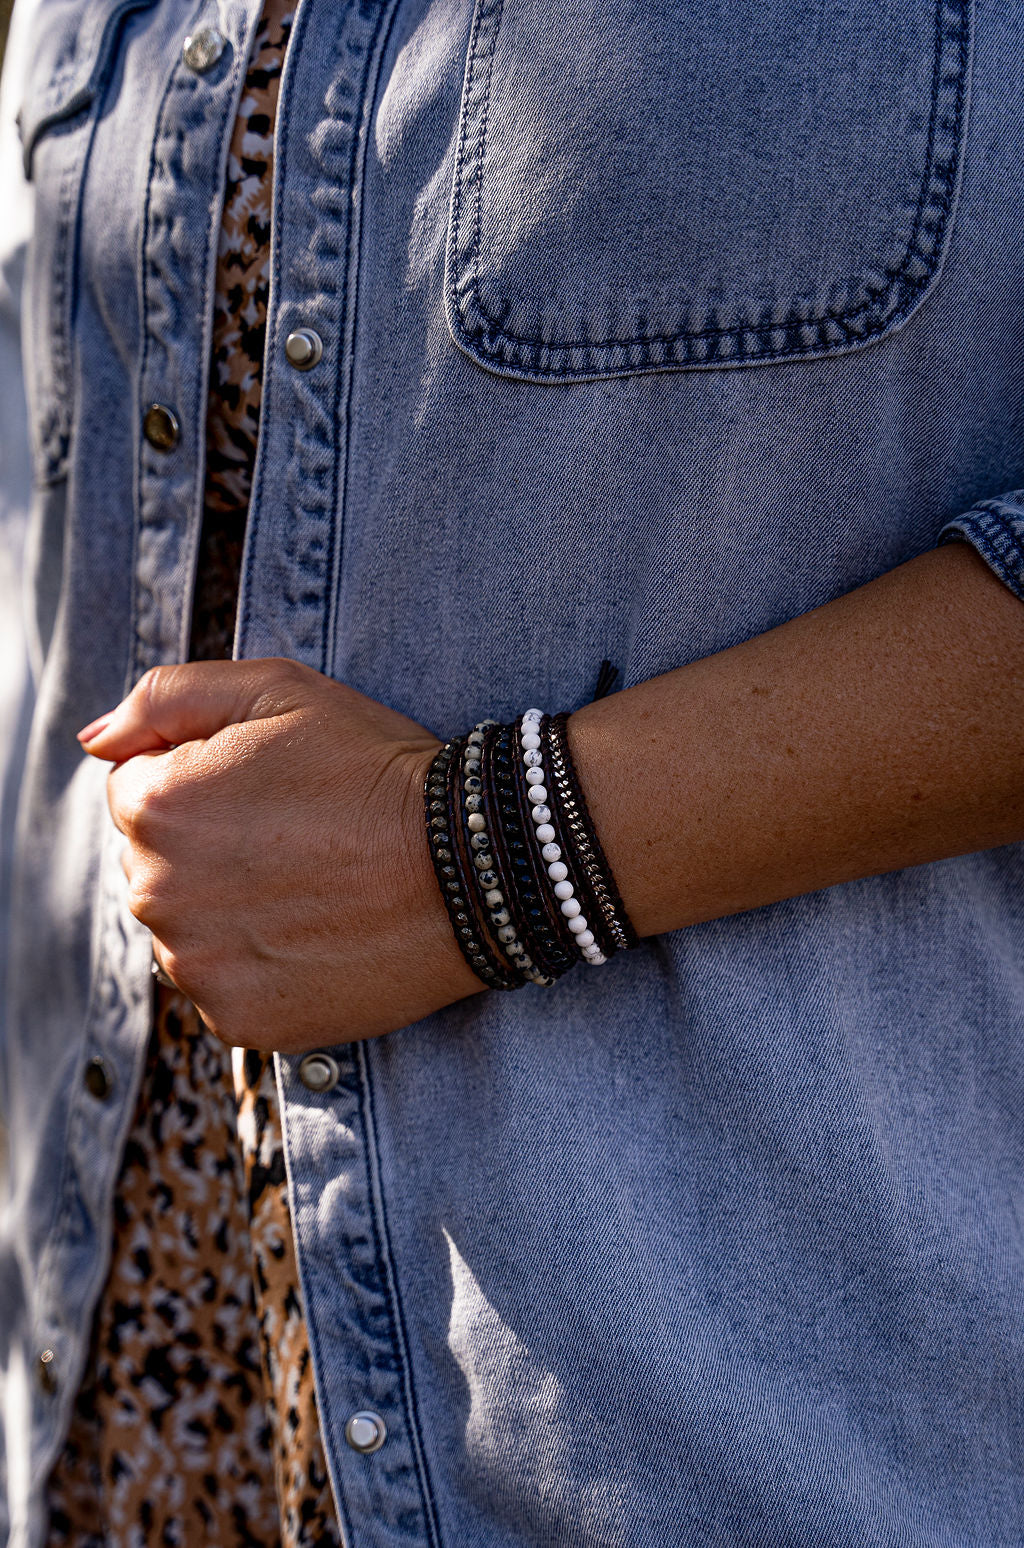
<box><xmin>423</xmin><ymin>703</ymin><xmax>637</xmax><ymax>992</ymax></box>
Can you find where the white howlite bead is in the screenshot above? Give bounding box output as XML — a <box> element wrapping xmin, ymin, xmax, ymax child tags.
<box><xmin>524</xmin><ymin>748</ymin><xmax>543</xmax><ymax>768</ymax></box>
<box><xmin>560</xmin><ymin>897</ymin><xmax>582</xmax><ymax>919</ymax></box>
<box><xmin>467</xmin><ymin>812</ymin><xmax>486</xmax><ymax>832</ymax></box>
<box><xmin>566</xmin><ymin>914</ymin><xmax>589</xmax><ymax>933</ymax></box>
<box><xmin>575</xmin><ymin>929</ymin><xmax>595</xmax><ymax>948</ymax></box>
<box><xmin>553</xmin><ymin>879</ymin><xmax>574</xmax><ymax>900</ymax></box>
<box><xmin>535</xmin><ymin>823</ymin><xmax>555</xmax><ymax>843</ymax></box>
<box><xmin>541</xmin><ymin>842</ymin><xmax>561</xmax><ymax>862</ymax></box>
<box><xmin>584</xmin><ymin>951</ymin><xmax>607</xmax><ymax>965</ymax></box>
<box><xmin>525</xmin><ymin>766</ymin><xmax>545</xmax><ymax>786</ymax></box>
<box><xmin>521</xmin><ymin>732</ymin><xmax>541</xmax><ymax>751</ymax></box>
<box><xmin>527</xmin><ymin>785</ymin><xmax>548</xmax><ymax>805</ymax></box>
<box><xmin>524</xmin><ymin>708</ymin><xmax>544</xmax><ymax>720</ymax></box>
<box><xmin>484</xmin><ymin>889</ymin><xmax>503</xmax><ymax>908</ymax></box>
<box><xmin>548</xmin><ymin>861</ymin><xmax>569</xmax><ymax>882</ymax></box>
<box><xmin>530</xmin><ymin>805</ymin><xmax>551</xmax><ymax>824</ymax></box>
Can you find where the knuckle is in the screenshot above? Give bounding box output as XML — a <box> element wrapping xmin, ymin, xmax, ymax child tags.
<box><xmin>269</xmin><ymin>656</ymin><xmax>309</xmax><ymax>690</ymax></box>
<box><xmin>135</xmin><ymin>665</ymin><xmax>165</xmax><ymax>712</ymax></box>
<box><xmin>128</xmin><ymin>783</ymin><xmax>166</xmax><ymax>842</ymax></box>
<box><xmin>127</xmin><ymin>878</ymin><xmax>160</xmax><ymax>927</ymax></box>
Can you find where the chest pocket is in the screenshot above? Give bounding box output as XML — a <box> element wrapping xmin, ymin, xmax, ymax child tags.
<box><xmin>18</xmin><ymin>0</ymin><xmax>155</xmax><ymax>482</ymax></box>
<box><xmin>445</xmin><ymin>0</ymin><xmax>973</xmax><ymax>382</ymax></box>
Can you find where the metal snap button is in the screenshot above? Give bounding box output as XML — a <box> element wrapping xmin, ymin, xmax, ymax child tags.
<box><xmin>38</xmin><ymin>1348</ymin><xmax>56</xmax><ymax>1394</ymax></box>
<box><xmin>284</xmin><ymin>329</ymin><xmax>323</xmax><ymax>370</ymax></box>
<box><xmin>345</xmin><ymin>1410</ymin><xmax>386</xmax><ymax>1453</ymax></box>
<box><xmin>83</xmin><ymin>1056</ymin><xmax>112</xmax><ymax>1101</ymax></box>
<box><xmin>297</xmin><ymin>1053</ymin><xmax>340</xmax><ymax>1092</ymax></box>
<box><xmin>182</xmin><ymin>25</ymin><xmax>226</xmax><ymax>73</ymax></box>
<box><xmin>143</xmin><ymin>403</ymin><xmax>180</xmax><ymax>451</ymax></box>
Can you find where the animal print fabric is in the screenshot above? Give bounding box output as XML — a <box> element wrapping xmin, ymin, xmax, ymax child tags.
<box><xmin>190</xmin><ymin>0</ymin><xmax>294</xmax><ymax>663</ymax></box>
<box><xmin>46</xmin><ymin>991</ymin><xmax>283</xmax><ymax>1548</ymax></box>
<box><xmin>45</xmin><ymin>0</ymin><xmax>343</xmax><ymax>1540</ymax></box>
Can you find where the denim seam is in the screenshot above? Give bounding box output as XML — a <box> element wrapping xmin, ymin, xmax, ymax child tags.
<box><xmin>272</xmin><ymin>1056</ymin><xmax>356</xmax><ymax>1548</ymax></box>
<box><xmin>238</xmin><ymin>0</ymin><xmax>314</xmax><ymax>660</ymax></box>
<box><xmin>939</xmin><ymin>505</ymin><xmax>1024</xmax><ymax>598</ymax></box>
<box><xmin>177</xmin><ymin>14</ymin><xmax>251</xmax><ymax>665</ymax></box>
<box><xmin>447</xmin><ymin>0</ymin><xmax>973</xmax><ymax>379</ymax></box>
<box><xmin>323</xmin><ymin>0</ymin><xmax>401</xmax><ymax>679</ymax></box>
<box><xmin>127</xmin><ymin>47</ymin><xmax>181</xmax><ymax>690</ymax></box>
<box><xmin>29</xmin><ymin>830</ymin><xmax>149</xmax><ymax>1484</ymax></box>
<box><xmin>359</xmin><ymin>1043</ymin><xmax>444</xmax><ymax>1548</ymax></box>
<box><xmin>21</xmin><ymin>0</ymin><xmax>157</xmax><ymax>175</ymax></box>
<box><xmin>36</xmin><ymin>145</ymin><xmax>77</xmax><ymax>478</ymax></box>
<box><xmin>314</xmin><ymin>0</ymin><xmax>354</xmax><ymax>678</ymax></box>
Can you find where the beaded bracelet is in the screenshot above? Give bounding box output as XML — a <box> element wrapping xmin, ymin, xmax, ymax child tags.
<box><xmin>518</xmin><ymin>710</ymin><xmax>607</xmax><ymax>966</ymax></box>
<box><xmin>546</xmin><ymin>712</ymin><xmax>639</xmax><ymax>953</ymax></box>
<box><xmin>461</xmin><ymin>723</ymin><xmax>551</xmax><ymax>987</ymax></box>
<box><xmin>447</xmin><ymin>731</ymin><xmax>528</xmax><ymax>989</ymax></box>
<box><xmin>531</xmin><ymin>713</ymin><xmax>622</xmax><ymax>965</ymax></box>
<box><xmin>488</xmin><ymin>722</ymin><xmax>576</xmax><ymax>982</ymax></box>
<box><xmin>424</xmin><ymin>740</ymin><xmax>521</xmax><ymax>990</ymax></box>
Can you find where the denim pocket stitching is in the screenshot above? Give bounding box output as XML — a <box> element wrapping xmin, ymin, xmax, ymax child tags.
<box><xmin>446</xmin><ymin>0</ymin><xmax>974</xmax><ymax>379</ymax></box>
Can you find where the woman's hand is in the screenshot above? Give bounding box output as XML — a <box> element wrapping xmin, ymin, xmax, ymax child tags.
<box><xmin>78</xmin><ymin>658</ymin><xmax>484</xmax><ymax>1052</ymax></box>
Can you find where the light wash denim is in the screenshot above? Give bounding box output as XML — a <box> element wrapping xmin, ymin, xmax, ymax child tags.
<box><xmin>1</xmin><ymin>0</ymin><xmax>1023</xmax><ymax>1542</ymax></box>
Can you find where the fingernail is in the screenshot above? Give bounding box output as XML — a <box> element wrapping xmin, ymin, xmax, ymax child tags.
<box><xmin>76</xmin><ymin>713</ymin><xmax>113</xmax><ymax>744</ymax></box>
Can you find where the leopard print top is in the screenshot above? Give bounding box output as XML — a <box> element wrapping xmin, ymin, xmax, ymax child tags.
<box><xmin>45</xmin><ymin>3</ymin><xmax>343</xmax><ymax>1542</ymax></box>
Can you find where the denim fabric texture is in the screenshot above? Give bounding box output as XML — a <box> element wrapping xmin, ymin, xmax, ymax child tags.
<box><xmin>1</xmin><ymin>0</ymin><xmax>1023</xmax><ymax>1544</ymax></box>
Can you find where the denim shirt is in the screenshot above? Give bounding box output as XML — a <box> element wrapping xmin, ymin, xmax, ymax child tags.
<box><xmin>2</xmin><ymin>0</ymin><xmax>1024</xmax><ymax>1542</ymax></box>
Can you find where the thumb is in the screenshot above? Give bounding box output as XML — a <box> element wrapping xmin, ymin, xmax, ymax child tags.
<box><xmin>77</xmin><ymin>658</ymin><xmax>310</xmax><ymax>761</ymax></box>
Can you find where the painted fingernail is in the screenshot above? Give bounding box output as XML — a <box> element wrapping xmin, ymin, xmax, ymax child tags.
<box><xmin>76</xmin><ymin>713</ymin><xmax>113</xmax><ymax>743</ymax></box>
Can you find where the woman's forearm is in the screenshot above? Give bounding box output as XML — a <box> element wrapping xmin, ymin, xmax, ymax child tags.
<box><xmin>569</xmin><ymin>541</ymin><xmax>1024</xmax><ymax>936</ymax></box>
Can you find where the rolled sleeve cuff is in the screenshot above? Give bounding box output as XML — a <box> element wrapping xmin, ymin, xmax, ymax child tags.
<box><xmin>938</xmin><ymin>491</ymin><xmax>1024</xmax><ymax>603</ymax></box>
